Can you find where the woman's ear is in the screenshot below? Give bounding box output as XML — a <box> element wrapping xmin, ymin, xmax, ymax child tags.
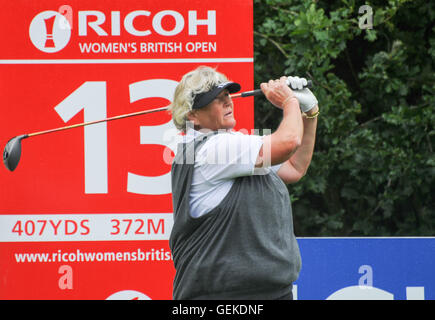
<box><xmin>187</xmin><ymin>111</ymin><xmax>198</xmax><ymax>126</ymax></box>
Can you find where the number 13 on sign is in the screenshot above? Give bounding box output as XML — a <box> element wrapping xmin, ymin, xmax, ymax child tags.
<box><xmin>54</xmin><ymin>80</ymin><xmax>181</xmax><ymax>195</ymax></box>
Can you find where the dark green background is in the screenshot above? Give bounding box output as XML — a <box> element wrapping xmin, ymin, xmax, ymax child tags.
<box><xmin>253</xmin><ymin>0</ymin><xmax>434</xmax><ymax>235</ymax></box>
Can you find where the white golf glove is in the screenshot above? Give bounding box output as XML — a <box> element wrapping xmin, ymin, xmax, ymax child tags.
<box><xmin>286</xmin><ymin>76</ymin><xmax>318</xmax><ymax>113</ymax></box>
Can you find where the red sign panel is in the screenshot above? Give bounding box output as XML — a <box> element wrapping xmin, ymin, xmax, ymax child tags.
<box><xmin>0</xmin><ymin>0</ymin><xmax>253</xmax><ymax>299</ymax></box>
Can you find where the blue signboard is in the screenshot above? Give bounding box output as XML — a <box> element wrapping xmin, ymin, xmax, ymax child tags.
<box><xmin>294</xmin><ymin>238</ymin><xmax>435</xmax><ymax>300</ymax></box>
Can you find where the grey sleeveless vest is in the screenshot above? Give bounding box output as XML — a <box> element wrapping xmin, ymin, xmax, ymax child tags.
<box><xmin>169</xmin><ymin>132</ymin><xmax>301</xmax><ymax>300</ymax></box>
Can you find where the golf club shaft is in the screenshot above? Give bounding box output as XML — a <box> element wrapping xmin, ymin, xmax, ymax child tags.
<box><xmin>26</xmin><ymin>106</ymin><xmax>169</xmax><ymax>139</ymax></box>
<box><xmin>23</xmin><ymin>79</ymin><xmax>313</xmax><ymax>138</ymax></box>
<box><xmin>230</xmin><ymin>80</ymin><xmax>313</xmax><ymax>99</ymax></box>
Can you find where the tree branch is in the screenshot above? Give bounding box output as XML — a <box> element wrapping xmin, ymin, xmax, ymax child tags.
<box><xmin>254</xmin><ymin>31</ymin><xmax>288</xmax><ymax>58</ymax></box>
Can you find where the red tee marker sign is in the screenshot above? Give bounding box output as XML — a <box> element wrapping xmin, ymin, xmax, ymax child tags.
<box><xmin>0</xmin><ymin>0</ymin><xmax>253</xmax><ymax>299</ymax></box>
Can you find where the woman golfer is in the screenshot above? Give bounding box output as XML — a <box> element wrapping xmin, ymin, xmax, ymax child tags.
<box><xmin>169</xmin><ymin>66</ymin><xmax>319</xmax><ymax>300</ymax></box>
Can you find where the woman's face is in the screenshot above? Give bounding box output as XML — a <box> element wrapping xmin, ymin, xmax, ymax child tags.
<box><xmin>187</xmin><ymin>90</ymin><xmax>236</xmax><ymax>131</ymax></box>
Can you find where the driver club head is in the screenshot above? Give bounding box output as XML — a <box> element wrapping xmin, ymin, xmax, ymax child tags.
<box><xmin>3</xmin><ymin>135</ymin><xmax>28</xmax><ymax>172</ymax></box>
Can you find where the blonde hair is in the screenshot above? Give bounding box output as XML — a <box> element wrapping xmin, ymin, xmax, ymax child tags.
<box><xmin>169</xmin><ymin>66</ymin><xmax>229</xmax><ymax>132</ymax></box>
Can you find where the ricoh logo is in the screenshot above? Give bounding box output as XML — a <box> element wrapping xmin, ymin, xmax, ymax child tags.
<box><xmin>29</xmin><ymin>7</ymin><xmax>217</xmax><ymax>54</ymax></box>
<box><xmin>106</xmin><ymin>290</ymin><xmax>152</xmax><ymax>300</ymax></box>
<box><xmin>29</xmin><ymin>10</ymin><xmax>72</xmax><ymax>53</ymax></box>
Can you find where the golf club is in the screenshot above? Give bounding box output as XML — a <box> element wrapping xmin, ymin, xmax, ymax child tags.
<box><xmin>230</xmin><ymin>79</ymin><xmax>312</xmax><ymax>98</ymax></box>
<box><xmin>2</xmin><ymin>106</ymin><xmax>168</xmax><ymax>172</ymax></box>
<box><xmin>3</xmin><ymin>79</ymin><xmax>313</xmax><ymax>172</ymax></box>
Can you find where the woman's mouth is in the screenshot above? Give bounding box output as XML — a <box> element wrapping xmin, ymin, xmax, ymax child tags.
<box><xmin>224</xmin><ymin>111</ymin><xmax>233</xmax><ymax>117</ymax></box>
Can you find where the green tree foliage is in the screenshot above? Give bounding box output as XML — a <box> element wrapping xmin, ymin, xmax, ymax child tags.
<box><xmin>253</xmin><ymin>0</ymin><xmax>434</xmax><ymax>235</ymax></box>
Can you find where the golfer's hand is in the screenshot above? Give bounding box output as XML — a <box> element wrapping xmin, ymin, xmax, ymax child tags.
<box><xmin>287</xmin><ymin>76</ymin><xmax>318</xmax><ymax>113</ymax></box>
<box><xmin>260</xmin><ymin>77</ymin><xmax>298</xmax><ymax>110</ymax></box>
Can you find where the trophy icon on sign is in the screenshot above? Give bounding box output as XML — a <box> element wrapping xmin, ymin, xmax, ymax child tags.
<box><xmin>29</xmin><ymin>11</ymin><xmax>71</xmax><ymax>53</ymax></box>
<box><xmin>43</xmin><ymin>15</ymin><xmax>56</xmax><ymax>48</ymax></box>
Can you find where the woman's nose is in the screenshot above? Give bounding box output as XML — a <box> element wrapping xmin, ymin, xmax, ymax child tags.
<box><xmin>223</xmin><ymin>95</ymin><xmax>232</xmax><ymax>106</ymax></box>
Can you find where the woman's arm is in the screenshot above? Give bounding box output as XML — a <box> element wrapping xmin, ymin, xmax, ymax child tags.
<box><xmin>255</xmin><ymin>77</ymin><xmax>304</xmax><ymax>168</ymax></box>
<box><xmin>277</xmin><ymin>105</ymin><xmax>318</xmax><ymax>184</ymax></box>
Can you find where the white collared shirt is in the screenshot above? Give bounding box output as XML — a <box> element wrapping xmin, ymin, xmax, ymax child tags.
<box><xmin>184</xmin><ymin>128</ymin><xmax>282</xmax><ymax>218</ymax></box>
